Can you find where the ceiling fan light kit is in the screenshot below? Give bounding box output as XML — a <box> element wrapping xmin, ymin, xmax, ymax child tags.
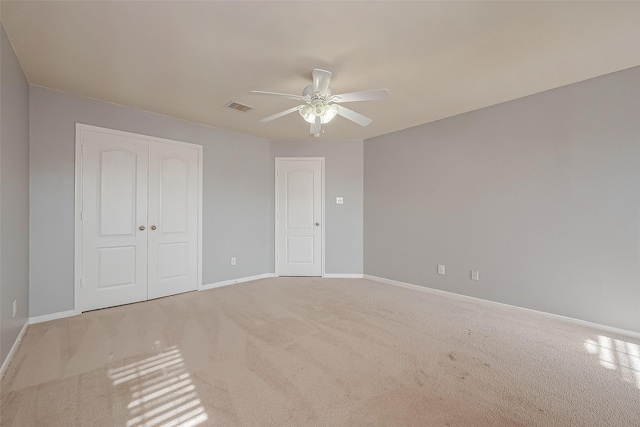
<box><xmin>251</xmin><ymin>69</ymin><xmax>389</xmax><ymax>138</ymax></box>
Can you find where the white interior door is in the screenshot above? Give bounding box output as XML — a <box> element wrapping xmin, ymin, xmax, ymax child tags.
<box><xmin>276</xmin><ymin>158</ymin><xmax>323</xmax><ymax>276</ymax></box>
<box><xmin>81</xmin><ymin>130</ymin><xmax>149</xmax><ymax>311</ymax></box>
<box><xmin>147</xmin><ymin>142</ymin><xmax>199</xmax><ymax>299</ymax></box>
<box><xmin>77</xmin><ymin>124</ymin><xmax>201</xmax><ymax>312</ymax></box>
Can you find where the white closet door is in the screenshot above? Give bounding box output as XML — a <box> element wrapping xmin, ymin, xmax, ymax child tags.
<box><xmin>81</xmin><ymin>130</ymin><xmax>149</xmax><ymax>311</ymax></box>
<box><xmin>277</xmin><ymin>158</ymin><xmax>323</xmax><ymax>276</ymax></box>
<box><xmin>147</xmin><ymin>142</ymin><xmax>199</xmax><ymax>299</ymax></box>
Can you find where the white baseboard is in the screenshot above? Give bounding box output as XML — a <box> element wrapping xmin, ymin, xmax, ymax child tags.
<box><xmin>29</xmin><ymin>309</ymin><xmax>77</xmax><ymax>325</ymax></box>
<box><xmin>363</xmin><ymin>275</ymin><xmax>640</xmax><ymax>340</ymax></box>
<box><xmin>323</xmin><ymin>274</ymin><xmax>364</xmax><ymax>279</ymax></box>
<box><xmin>0</xmin><ymin>320</ymin><xmax>29</xmax><ymax>380</ymax></box>
<box><xmin>200</xmin><ymin>273</ymin><xmax>275</xmax><ymax>290</ymax></box>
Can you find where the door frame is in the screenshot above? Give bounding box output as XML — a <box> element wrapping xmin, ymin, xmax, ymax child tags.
<box><xmin>274</xmin><ymin>157</ymin><xmax>325</xmax><ymax>277</ymax></box>
<box><xmin>74</xmin><ymin>123</ymin><xmax>203</xmax><ymax>314</ymax></box>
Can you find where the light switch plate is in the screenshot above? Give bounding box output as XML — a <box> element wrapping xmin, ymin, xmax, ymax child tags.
<box><xmin>336</xmin><ymin>197</ymin><xmax>344</xmax><ymax>205</ymax></box>
<box><xmin>437</xmin><ymin>265</ymin><xmax>445</xmax><ymax>275</ymax></box>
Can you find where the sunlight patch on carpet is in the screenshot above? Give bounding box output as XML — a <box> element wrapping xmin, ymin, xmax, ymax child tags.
<box><xmin>108</xmin><ymin>345</ymin><xmax>208</xmax><ymax>427</ymax></box>
<box><xmin>584</xmin><ymin>335</ymin><xmax>640</xmax><ymax>389</ymax></box>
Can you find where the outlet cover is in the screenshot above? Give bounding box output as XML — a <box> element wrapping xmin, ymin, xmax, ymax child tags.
<box><xmin>336</xmin><ymin>196</ymin><xmax>344</xmax><ymax>205</ymax></box>
<box><xmin>437</xmin><ymin>265</ymin><xmax>445</xmax><ymax>275</ymax></box>
<box><xmin>471</xmin><ymin>270</ymin><xmax>480</xmax><ymax>281</ymax></box>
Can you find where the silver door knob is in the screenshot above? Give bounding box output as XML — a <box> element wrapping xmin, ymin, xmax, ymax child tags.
<box><xmin>315</xmin><ymin>222</ymin><xmax>320</xmax><ymax>226</ymax></box>
<box><xmin>139</xmin><ymin>226</ymin><xmax>145</xmax><ymax>231</ymax></box>
<box><xmin>151</xmin><ymin>225</ymin><xmax>157</xmax><ymax>230</ymax></box>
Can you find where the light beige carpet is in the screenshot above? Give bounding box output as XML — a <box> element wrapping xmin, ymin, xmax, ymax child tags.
<box><xmin>1</xmin><ymin>277</ymin><xmax>639</xmax><ymax>426</ymax></box>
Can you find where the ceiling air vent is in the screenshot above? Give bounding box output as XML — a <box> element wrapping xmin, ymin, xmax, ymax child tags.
<box><xmin>226</xmin><ymin>102</ymin><xmax>253</xmax><ymax>112</ymax></box>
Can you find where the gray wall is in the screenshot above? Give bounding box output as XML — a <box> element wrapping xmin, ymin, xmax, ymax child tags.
<box><xmin>271</xmin><ymin>139</ymin><xmax>364</xmax><ymax>275</ymax></box>
<box><xmin>29</xmin><ymin>86</ymin><xmax>272</xmax><ymax>317</ymax></box>
<box><xmin>364</xmin><ymin>66</ymin><xmax>640</xmax><ymax>332</ymax></box>
<box><xmin>1</xmin><ymin>23</ymin><xmax>30</xmax><ymax>365</ymax></box>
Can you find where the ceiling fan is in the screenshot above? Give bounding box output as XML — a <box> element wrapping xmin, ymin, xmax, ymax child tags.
<box><xmin>250</xmin><ymin>69</ymin><xmax>389</xmax><ymax>138</ymax></box>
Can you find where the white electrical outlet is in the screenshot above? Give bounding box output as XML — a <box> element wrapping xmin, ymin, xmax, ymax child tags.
<box><xmin>438</xmin><ymin>265</ymin><xmax>445</xmax><ymax>275</ymax></box>
<box><xmin>471</xmin><ymin>270</ymin><xmax>480</xmax><ymax>281</ymax></box>
<box><xmin>336</xmin><ymin>196</ymin><xmax>344</xmax><ymax>205</ymax></box>
<box><xmin>231</xmin><ymin>257</ymin><xmax>237</xmax><ymax>266</ymax></box>
<box><xmin>13</xmin><ymin>299</ymin><xmax>17</xmax><ymax>318</ymax></box>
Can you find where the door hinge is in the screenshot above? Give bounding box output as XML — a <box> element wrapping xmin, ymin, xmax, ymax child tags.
<box><xmin>80</xmin><ymin>277</ymin><xmax>83</xmax><ymax>288</ymax></box>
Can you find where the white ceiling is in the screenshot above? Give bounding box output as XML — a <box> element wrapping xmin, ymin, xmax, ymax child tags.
<box><xmin>2</xmin><ymin>1</ymin><xmax>639</xmax><ymax>142</ymax></box>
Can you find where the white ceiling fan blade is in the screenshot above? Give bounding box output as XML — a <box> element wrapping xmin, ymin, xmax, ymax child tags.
<box><xmin>250</xmin><ymin>90</ymin><xmax>306</xmax><ymax>102</ymax></box>
<box><xmin>261</xmin><ymin>106</ymin><xmax>303</xmax><ymax>123</ymax></box>
<box><xmin>332</xmin><ymin>89</ymin><xmax>390</xmax><ymax>103</ymax></box>
<box><xmin>312</xmin><ymin>69</ymin><xmax>332</xmax><ymax>94</ymax></box>
<box><xmin>310</xmin><ymin>116</ymin><xmax>322</xmax><ymax>135</ymax></box>
<box><xmin>336</xmin><ymin>105</ymin><xmax>372</xmax><ymax>127</ymax></box>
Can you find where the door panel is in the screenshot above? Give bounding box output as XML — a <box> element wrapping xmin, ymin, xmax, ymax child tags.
<box><xmin>159</xmin><ymin>157</ymin><xmax>189</xmax><ymax>233</ymax></box>
<box><xmin>81</xmin><ymin>131</ymin><xmax>149</xmax><ymax>311</ymax></box>
<box><xmin>147</xmin><ymin>142</ymin><xmax>199</xmax><ymax>299</ymax></box>
<box><xmin>98</xmin><ymin>149</ymin><xmax>137</xmax><ymax>236</ymax></box>
<box><xmin>277</xmin><ymin>159</ymin><xmax>322</xmax><ymax>276</ymax></box>
<box><xmin>159</xmin><ymin>242</ymin><xmax>189</xmax><ymax>279</ymax></box>
<box><xmin>97</xmin><ymin>246</ymin><xmax>136</xmax><ymax>288</ymax></box>
<box><xmin>286</xmin><ymin>236</ymin><xmax>314</xmax><ymax>263</ymax></box>
<box><xmin>286</xmin><ymin>170</ymin><xmax>315</xmax><ymax>229</ymax></box>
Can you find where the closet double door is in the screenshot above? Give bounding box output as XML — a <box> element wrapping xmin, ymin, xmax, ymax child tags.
<box><xmin>78</xmin><ymin>125</ymin><xmax>200</xmax><ymax>312</ymax></box>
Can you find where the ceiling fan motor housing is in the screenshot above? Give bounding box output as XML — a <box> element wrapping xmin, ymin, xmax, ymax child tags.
<box><xmin>302</xmin><ymin>84</ymin><xmax>332</xmax><ymax>99</ymax></box>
